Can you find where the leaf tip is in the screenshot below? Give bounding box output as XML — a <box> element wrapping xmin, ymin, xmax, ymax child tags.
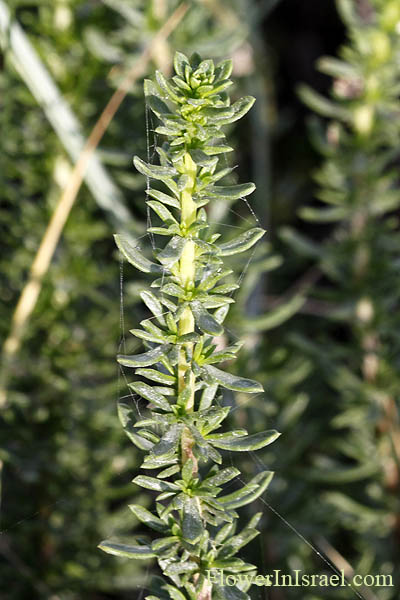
<box><xmin>133</xmin><ymin>155</ymin><xmax>142</xmax><ymax>170</ymax></box>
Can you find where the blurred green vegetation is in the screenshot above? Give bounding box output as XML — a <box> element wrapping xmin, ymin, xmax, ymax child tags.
<box><xmin>1</xmin><ymin>1</ymin><xmax>399</xmax><ymax>599</ymax></box>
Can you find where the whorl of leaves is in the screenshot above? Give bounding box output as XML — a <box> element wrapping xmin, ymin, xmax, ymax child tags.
<box><xmin>99</xmin><ymin>52</ymin><xmax>279</xmax><ymax>600</ymax></box>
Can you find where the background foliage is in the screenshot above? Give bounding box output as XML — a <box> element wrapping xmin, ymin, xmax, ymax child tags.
<box><xmin>0</xmin><ymin>1</ymin><xmax>399</xmax><ymax>599</ymax></box>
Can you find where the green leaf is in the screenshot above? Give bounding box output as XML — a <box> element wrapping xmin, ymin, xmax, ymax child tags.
<box><xmin>147</xmin><ymin>188</ymin><xmax>180</xmax><ymax>209</ymax></box>
<box><xmin>214</xmin><ymin>305</ymin><xmax>230</xmax><ymax>324</ymax></box>
<box><xmin>173</xmin><ymin>51</ymin><xmax>190</xmax><ymax>78</ymax></box>
<box><xmin>173</xmin><ymin>76</ymin><xmax>191</xmax><ymax>93</ymax></box>
<box><xmin>210</xmin><ymin>430</ymin><xmax>280</xmax><ymax>451</ymax></box>
<box><xmin>180</xmin><ymin>459</ymin><xmax>193</xmax><ymax>484</ymax></box>
<box><xmin>207</xmin><ymin>430</ymin><xmax>247</xmax><ymax>441</ymax></box>
<box><xmin>316</xmin><ymin>56</ymin><xmax>359</xmax><ymax>79</ymax></box>
<box><xmin>156</xmin><ymin>122</ymin><xmax>184</xmax><ymax>137</ymax></box>
<box><xmin>247</xmin><ymin>512</ymin><xmax>262</xmax><ymax>530</ymax></box>
<box><xmin>201</xmin><ymin>406</ymin><xmax>230</xmax><ymax>435</ymax></box>
<box><xmin>156</xmin><ymin>70</ymin><xmax>182</xmax><ymax>104</ymax></box>
<box><xmin>160</xmin><ymin>296</ymin><xmax>178</xmax><ymax>312</ymax></box>
<box><xmin>181</xmin><ymin>496</ymin><xmax>203</xmax><ymax>544</ymax></box>
<box><xmin>199</xmin><ymin>383</ymin><xmax>218</xmax><ymax>410</ymax></box>
<box><xmin>166</xmin><ymin>313</ymin><xmax>178</xmax><ymax>335</ymax></box>
<box><xmin>158</xmin><ymin>236</ymin><xmax>186</xmax><ymax>266</ymax></box>
<box><xmin>196</xmin><ymin>58</ymin><xmax>214</xmax><ymax>76</ymax></box>
<box><xmin>163</xmin><ymin>561</ymin><xmax>198</xmax><ymax>576</ymax></box>
<box><xmin>211</xmin><ymin>283</ymin><xmax>239</xmax><ymax>295</ymax></box>
<box><xmin>147</xmin><ymin>201</ymin><xmax>177</xmax><ymax>223</ymax></box>
<box><xmin>134</xmin><ymin>156</ymin><xmax>177</xmax><ymax>180</ymax></box>
<box><xmin>202</xmin><ymin>143</ymin><xmax>234</xmax><ymax>155</ymax></box>
<box><xmin>245</xmin><ymin>295</ymin><xmax>306</xmax><ymax>332</ymax></box>
<box><xmin>140</xmin><ymin>320</ymin><xmax>165</xmax><ymax>336</ymax></box>
<box><xmin>215</xmin><ymin>59</ymin><xmax>233</xmax><ymax>81</ymax></box>
<box><xmin>114</xmin><ymin>234</ymin><xmax>163</xmax><ymax>274</ymax></box>
<box><xmin>212</xmin><ymin>559</ymin><xmax>256</xmax><ymax>574</ymax></box>
<box><xmin>148</xmin><ymin>225</ymin><xmax>179</xmax><ymax>236</ymax></box>
<box><xmin>202</xmin><ymin>296</ymin><xmax>234</xmax><ymax>309</ymax></box>
<box><xmin>161</xmin><ymin>283</ymin><xmax>186</xmax><ymax>299</ymax></box>
<box><xmin>207</xmin><ymin>166</ymin><xmax>235</xmax><ymax>184</ymax></box>
<box><xmin>178</xmin><ymin>332</ymin><xmax>201</xmax><ymax>343</ymax></box>
<box><xmin>217</xmin><ymin>96</ymin><xmax>255</xmax><ymax>125</ymax></box>
<box><xmin>189</xmin><ymin>148</ymin><xmax>219</xmax><ymax>168</ymax></box>
<box><xmin>128</xmin><ymin>504</ymin><xmax>167</xmax><ymax>533</ymax></box>
<box><xmin>191</xmin><ymin>300</ymin><xmax>224</xmax><ymax>336</ymax></box>
<box><xmin>98</xmin><ymin>540</ymin><xmax>155</xmax><ymax>559</ymax></box>
<box><xmin>198</xmin><ymin>268</ymin><xmax>232</xmax><ymax>292</ymax></box>
<box><xmin>147</xmin><ymin>95</ymin><xmax>172</xmax><ymax>119</ymax></box>
<box><xmin>133</xmin><ymin>475</ymin><xmax>179</xmax><ymax>492</ymax></box>
<box><xmin>130</xmin><ymin>329</ymin><xmax>165</xmax><ymax>344</ymax></box>
<box><xmin>202</xmin><ymin>344</ymin><xmax>240</xmax><ymax>365</ymax></box>
<box><xmin>162</xmin><ymin>586</ymin><xmax>188</xmax><ymax>600</ymax></box>
<box><xmin>193</xmin><ymin>238</ymin><xmax>217</xmax><ymax>255</ymax></box>
<box><xmin>117</xmin><ymin>345</ymin><xmax>168</xmax><ymax>368</ymax></box>
<box><xmin>219</xmin><ymin>528</ymin><xmax>259</xmax><ymax>559</ymax></box>
<box><xmin>299</xmin><ymin>206</ymin><xmax>349</xmax><ymax>222</ymax></box>
<box><xmin>158</xmin><ymin>465</ymin><xmax>180</xmax><ymax>479</ymax></box>
<box><xmin>300</xmin><ymin>461</ymin><xmax>379</xmax><ymax>484</ymax></box>
<box><xmin>117</xmin><ymin>401</ymin><xmax>154</xmax><ymax>450</ymax></box>
<box><xmin>144</xmin><ymin>78</ymin><xmax>172</xmax><ymax>116</ymax></box>
<box><xmin>203</xmin><ymin>79</ymin><xmax>233</xmax><ymax>97</ymax></box>
<box><xmin>136</xmin><ymin>429</ymin><xmax>159</xmax><ymax>444</ymax></box>
<box><xmin>207</xmin><ymin>467</ymin><xmax>240</xmax><ymax>486</ymax></box>
<box><xmin>135</xmin><ymin>368</ymin><xmax>176</xmax><ymax>386</ymax></box>
<box><xmin>142</xmin><ymin>456</ymin><xmax>178</xmax><ymax>470</ymax></box>
<box><xmin>129</xmin><ymin>381</ymin><xmax>171</xmax><ymax>411</ymax></box>
<box><xmin>140</xmin><ymin>290</ymin><xmax>167</xmax><ymax>326</ymax></box>
<box><xmin>151</xmin><ymin>424</ymin><xmax>183</xmax><ymax>456</ymax></box>
<box><xmin>297</xmin><ymin>84</ymin><xmax>351</xmax><ymax>121</ymax></box>
<box><xmin>203</xmin><ymin>365</ymin><xmax>263</xmax><ymax>393</ymax></box>
<box><xmin>219</xmin><ymin>471</ymin><xmax>274</xmax><ymax>509</ymax></box>
<box><xmin>151</xmin><ymin>536</ymin><xmax>179</xmax><ymax>553</ymax></box>
<box><xmin>217</xmin><ymin>228</ymin><xmax>265</xmax><ymax>256</ymax></box>
<box><xmin>201</xmin><ymin>106</ymin><xmax>235</xmax><ymax>123</ymax></box>
<box><xmin>206</xmin><ymin>183</ymin><xmax>256</xmax><ymax>200</ymax></box>
<box><xmin>215</xmin><ymin>522</ymin><xmax>236</xmax><ymax>544</ymax></box>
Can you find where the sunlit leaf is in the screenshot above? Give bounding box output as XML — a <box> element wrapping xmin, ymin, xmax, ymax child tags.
<box><xmin>114</xmin><ymin>234</ymin><xmax>163</xmax><ymax>273</ymax></box>
<box><xmin>98</xmin><ymin>541</ymin><xmax>155</xmax><ymax>559</ymax></box>
<box><xmin>203</xmin><ymin>365</ymin><xmax>263</xmax><ymax>393</ymax></box>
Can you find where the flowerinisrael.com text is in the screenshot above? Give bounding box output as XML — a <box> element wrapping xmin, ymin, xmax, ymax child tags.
<box><xmin>206</xmin><ymin>569</ymin><xmax>393</xmax><ymax>589</ymax></box>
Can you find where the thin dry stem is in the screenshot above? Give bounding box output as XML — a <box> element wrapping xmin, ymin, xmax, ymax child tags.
<box><xmin>315</xmin><ymin>536</ymin><xmax>379</xmax><ymax>600</ymax></box>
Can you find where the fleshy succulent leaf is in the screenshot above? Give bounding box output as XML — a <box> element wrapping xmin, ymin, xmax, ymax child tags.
<box><xmin>117</xmin><ymin>345</ymin><xmax>168</xmax><ymax>368</ymax></box>
<box><xmin>209</xmin><ymin>430</ymin><xmax>281</xmax><ymax>451</ymax></box>
<box><xmin>217</xmin><ymin>228</ymin><xmax>265</xmax><ymax>256</ymax></box>
<box><xmin>115</xmin><ymin>234</ymin><xmax>164</xmax><ymax>274</ymax></box>
<box><xmin>202</xmin><ymin>365</ymin><xmax>263</xmax><ymax>393</ymax></box>
<box><xmin>98</xmin><ymin>541</ymin><xmax>156</xmax><ymax>559</ymax></box>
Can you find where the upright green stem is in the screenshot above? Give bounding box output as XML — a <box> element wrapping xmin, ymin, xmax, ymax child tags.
<box><xmin>178</xmin><ymin>152</ymin><xmax>197</xmax><ymax>465</ymax></box>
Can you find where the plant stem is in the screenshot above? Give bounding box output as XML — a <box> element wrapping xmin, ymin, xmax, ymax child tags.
<box><xmin>178</xmin><ymin>152</ymin><xmax>197</xmax><ymax>467</ymax></box>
